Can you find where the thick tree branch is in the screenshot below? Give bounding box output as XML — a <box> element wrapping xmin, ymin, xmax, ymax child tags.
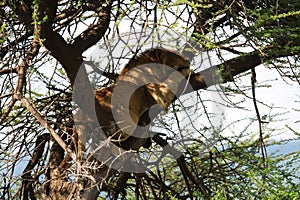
<box><xmin>113</xmin><ymin>172</ymin><xmax>131</xmax><ymax>198</ymax></box>
<box><xmin>189</xmin><ymin>51</ymin><xmax>262</xmax><ymax>90</ymax></box>
<box><xmin>73</xmin><ymin>3</ymin><xmax>111</xmax><ymax>54</ymax></box>
<box><xmin>40</xmin><ymin>28</ymin><xmax>82</xmax><ymax>85</ymax></box>
<box><xmin>190</xmin><ymin>40</ymin><xmax>300</xmax><ymax>90</ymax></box>
<box><xmin>21</xmin><ymin>133</ymin><xmax>50</xmax><ymax>200</ymax></box>
<box><xmin>12</xmin><ymin>0</ymin><xmax>33</xmax><ymax>26</ymax></box>
<box><xmin>153</xmin><ymin>134</ymin><xmax>209</xmax><ymax>196</ymax></box>
<box><xmin>36</xmin><ymin>1</ymin><xmax>112</xmax><ymax>86</ymax></box>
<box><xmin>0</xmin><ymin>68</ymin><xmax>18</xmax><ymax>76</ymax></box>
<box><xmin>35</xmin><ymin>0</ymin><xmax>82</xmax><ymax>85</ymax></box>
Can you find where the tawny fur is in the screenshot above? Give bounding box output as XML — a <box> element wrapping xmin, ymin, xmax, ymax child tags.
<box><xmin>94</xmin><ymin>48</ymin><xmax>191</xmax><ymax>143</ymax></box>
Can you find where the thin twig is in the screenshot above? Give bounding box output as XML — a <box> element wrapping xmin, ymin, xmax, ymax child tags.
<box><xmin>251</xmin><ymin>68</ymin><xmax>267</xmax><ymax>166</ymax></box>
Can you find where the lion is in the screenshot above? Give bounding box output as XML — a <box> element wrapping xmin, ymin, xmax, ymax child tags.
<box><xmin>94</xmin><ymin>48</ymin><xmax>191</xmax><ymax>146</ymax></box>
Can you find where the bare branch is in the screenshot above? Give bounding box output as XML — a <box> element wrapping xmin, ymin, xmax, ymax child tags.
<box><xmin>0</xmin><ymin>68</ymin><xmax>18</xmax><ymax>76</ymax></box>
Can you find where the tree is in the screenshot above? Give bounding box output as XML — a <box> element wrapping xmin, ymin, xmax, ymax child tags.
<box><xmin>0</xmin><ymin>0</ymin><xmax>299</xmax><ymax>199</ymax></box>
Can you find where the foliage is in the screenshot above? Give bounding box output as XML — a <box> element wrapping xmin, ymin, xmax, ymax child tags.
<box><xmin>0</xmin><ymin>0</ymin><xmax>299</xmax><ymax>199</ymax></box>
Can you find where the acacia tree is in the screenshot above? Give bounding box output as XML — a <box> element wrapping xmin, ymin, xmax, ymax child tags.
<box><xmin>0</xmin><ymin>0</ymin><xmax>299</xmax><ymax>199</ymax></box>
